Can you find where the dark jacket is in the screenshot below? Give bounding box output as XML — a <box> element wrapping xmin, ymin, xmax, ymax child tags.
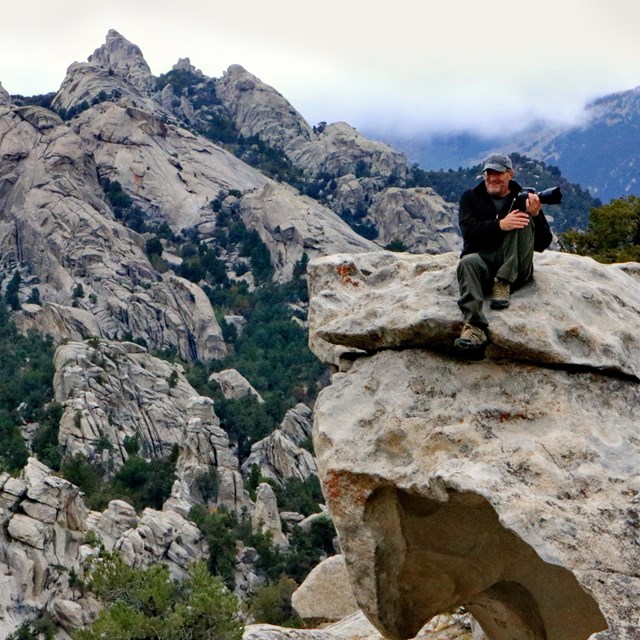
<box><xmin>459</xmin><ymin>179</ymin><xmax>553</xmax><ymax>256</ymax></box>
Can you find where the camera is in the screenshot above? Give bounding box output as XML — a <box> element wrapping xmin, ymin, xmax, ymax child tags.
<box><xmin>513</xmin><ymin>186</ymin><xmax>562</xmax><ymax>212</ymax></box>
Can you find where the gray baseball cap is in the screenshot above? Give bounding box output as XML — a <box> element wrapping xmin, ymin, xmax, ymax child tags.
<box><xmin>482</xmin><ymin>153</ymin><xmax>513</xmax><ymax>172</ymax></box>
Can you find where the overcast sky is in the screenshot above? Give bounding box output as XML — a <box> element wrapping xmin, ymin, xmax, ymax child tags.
<box><xmin>3</xmin><ymin>0</ymin><xmax>640</xmax><ymax>138</ymax></box>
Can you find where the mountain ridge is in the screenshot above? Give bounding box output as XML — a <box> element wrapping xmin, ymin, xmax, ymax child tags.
<box><xmin>0</xmin><ymin>27</ymin><xmax>636</xmax><ymax>640</ymax></box>
<box><xmin>369</xmin><ymin>82</ymin><xmax>640</xmax><ymax>203</ymax></box>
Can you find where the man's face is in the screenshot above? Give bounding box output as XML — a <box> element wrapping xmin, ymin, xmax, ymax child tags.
<box><xmin>484</xmin><ymin>169</ymin><xmax>512</xmax><ymax>197</ymax></box>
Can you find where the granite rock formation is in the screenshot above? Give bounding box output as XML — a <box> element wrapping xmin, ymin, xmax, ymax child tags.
<box><xmin>242</xmin><ymin>403</ymin><xmax>316</xmax><ymax>483</ymax></box>
<box><xmin>214</xmin><ymin>64</ymin><xmax>463</xmax><ymax>256</ymax></box>
<box><xmin>0</xmin><ymin>459</ymin><xmax>207</xmax><ymax>636</ymax></box>
<box><xmin>252</xmin><ymin>482</ymin><xmax>289</xmax><ymax>549</ymax></box>
<box><xmin>54</xmin><ymin>338</ymin><xmax>201</xmax><ymax>464</ymax></box>
<box><xmin>308</xmin><ymin>249</ymin><xmax>640</xmax><ymax>640</ymax></box>
<box><xmin>291</xmin><ymin>554</ymin><xmax>359</xmax><ymax>625</ymax></box>
<box><xmin>0</xmin><ymin>103</ymin><xmax>226</xmax><ymax>361</ymax></box>
<box><xmin>209</xmin><ymin>368</ymin><xmax>265</xmax><ymax>403</ymax></box>
<box><xmin>215</xmin><ymin>65</ymin><xmax>408</xmax><ymax>183</ymax></box>
<box><xmin>46</xmin><ymin>29</ymin><xmax>384</xmax><ymax>284</ymax></box>
<box><xmin>0</xmin><ymin>81</ymin><xmax>11</xmax><ymax>105</ymax></box>
<box><xmin>366</xmin><ymin>187</ymin><xmax>461</xmax><ymax>254</ymax></box>
<box><xmin>238</xmin><ymin>182</ymin><xmax>376</xmax><ymax>281</ymax></box>
<box><xmin>244</xmin><ymin>611</ymin><xmax>472</xmax><ymax>640</ymax></box>
<box><xmin>53</xmin><ymin>337</ymin><xmax>249</xmax><ymax>518</ymax></box>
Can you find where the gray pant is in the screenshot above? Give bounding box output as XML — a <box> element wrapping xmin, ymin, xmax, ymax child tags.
<box><xmin>457</xmin><ymin>221</ymin><xmax>535</xmax><ymax>328</ymax></box>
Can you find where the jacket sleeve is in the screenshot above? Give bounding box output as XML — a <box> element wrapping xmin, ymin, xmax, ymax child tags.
<box><xmin>533</xmin><ymin>211</ymin><xmax>553</xmax><ymax>252</ymax></box>
<box><xmin>459</xmin><ymin>191</ymin><xmax>503</xmax><ymax>253</ymax></box>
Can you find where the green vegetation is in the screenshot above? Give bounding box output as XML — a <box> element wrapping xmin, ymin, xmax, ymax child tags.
<box><xmin>60</xmin><ymin>447</ymin><xmax>179</xmax><ymax>512</ymax></box>
<box><xmin>7</xmin><ymin>615</ymin><xmax>57</xmax><ymax>640</ymax></box>
<box><xmin>101</xmin><ymin>178</ymin><xmax>150</xmax><ymax>233</ymax></box>
<box><xmin>190</xmin><ymin>500</ymin><xmax>336</xmax><ymax>625</ymax></box>
<box><xmin>9</xmin><ymin>92</ymin><xmax>56</xmax><ymax>110</ymax></box>
<box><xmin>72</xmin><ymin>554</ymin><xmax>243</xmax><ymax>640</ymax></box>
<box><xmin>186</xmin><ymin>272</ymin><xmax>324</xmax><ymax>461</ymax></box>
<box><xmin>0</xmin><ymin>301</ymin><xmax>56</xmax><ymax>473</ymax></box>
<box><xmin>559</xmin><ymin>194</ymin><xmax>640</xmax><ymax>263</ymax></box>
<box><xmin>5</xmin><ymin>271</ymin><xmax>22</xmax><ymax>310</ymax></box>
<box><xmin>271</xmin><ymin>476</ymin><xmax>324</xmax><ymax>517</ymax></box>
<box><xmin>385</xmin><ymin>239</ymin><xmax>408</xmax><ymax>252</ymax></box>
<box><xmin>246</xmin><ymin>577</ymin><xmax>300</xmax><ymax>627</ymax></box>
<box><xmin>57</xmin><ymin>89</ymin><xmax>122</xmax><ymax>121</ymax></box>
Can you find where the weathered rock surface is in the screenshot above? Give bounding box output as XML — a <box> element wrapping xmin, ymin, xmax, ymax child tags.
<box><xmin>167</xmin><ymin>396</ymin><xmax>252</xmax><ymax>516</ymax></box>
<box><xmin>0</xmin><ymin>457</ymin><xmax>212</xmax><ymax>637</ymax></box>
<box><xmin>0</xmin><ymin>459</ymin><xmax>91</xmax><ymax>636</ymax></box>
<box><xmin>213</xmin><ymin>63</ymin><xmax>467</xmax><ymax>256</ymax></box>
<box><xmin>291</xmin><ymin>554</ymin><xmax>359</xmax><ymax>624</ymax></box>
<box><xmin>210</xmin><ymin>368</ymin><xmax>265</xmax><ymax>403</ymax></box>
<box><xmin>48</xmin><ymin>31</ymin><xmax>385</xmax><ymax>282</ymax></box>
<box><xmin>234</xmin><ymin>545</ymin><xmax>267</xmax><ymax>601</ymax></box>
<box><xmin>54</xmin><ymin>338</ymin><xmax>198</xmax><ymax>463</ymax></box>
<box><xmin>252</xmin><ymin>482</ymin><xmax>289</xmax><ymax>549</ymax></box>
<box><xmin>52</xmin><ymin>29</ymin><xmax>156</xmax><ymax>113</ymax></box>
<box><xmin>0</xmin><ymin>81</ymin><xmax>11</xmax><ymax>105</ymax></box>
<box><xmin>366</xmin><ymin>187</ymin><xmax>461</xmax><ymax>254</ymax></box>
<box><xmin>71</xmin><ymin>100</ymin><xmax>269</xmax><ymax>231</ymax></box>
<box><xmin>14</xmin><ymin>302</ymin><xmax>102</xmax><ymax>344</ymax></box>
<box><xmin>308</xmin><ymin>249</ymin><xmax>640</xmax><ymax>640</ymax></box>
<box><xmin>112</xmin><ymin>506</ymin><xmax>207</xmax><ymax>577</ymax></box>
<box><xmin>244</xmin><ymin>611</ymin><xmax>472</xmax><ymax>640</ymax></box>
<box><xmin>0</xmin><ymin>104</ymin><xmax>225</xmax><ymax>361</ymax></box>
<box><xmin>309</xmin><ymin>250</ymin><xmax>640</xmax><ymax>380</ymax></box>
<box><xmin>242</xmin><ymin>404</ymin><xmax>316</xmax><ymax>483</ymax></box>
<box><xmin>239</xmin><ymin>182</ymin><xmax>377</xmax><ymax>281</ymax></box>
<box><xmin>53</xmin><ymin>336</ymin><xmax>246</xmax><ymax>519</ymax></box>
<box><xmin>216</xmin><ymin>65</ymin><xmax>406</xmax><ymax>181</ymax></box>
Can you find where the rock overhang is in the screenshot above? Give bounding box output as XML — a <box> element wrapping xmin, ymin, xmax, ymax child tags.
<box><xmin>308</xmin><ymin>250</ymin><xmax>640</xmax><ymax>380</ymax></box>
<box><xmin>308</xmin><ymin>249</ymin><xmax>640</xmax><ymax>640</ymax></box>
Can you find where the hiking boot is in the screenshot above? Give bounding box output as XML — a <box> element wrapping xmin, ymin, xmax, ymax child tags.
<box><xmin>453</xmin><ymin>323</ymin><xmax>488</xmax><ymax>350</ymax></box>
<box><xmin>490</xmin><ymin>278</ymin><xmax>510</xmax><ymax>309</ymax></box>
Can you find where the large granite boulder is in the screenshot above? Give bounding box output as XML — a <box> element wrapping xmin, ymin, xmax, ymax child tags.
<box><xmin>210</xmin><ymin>368</ymin><xmax>265</xmax><ymax>403</ymax></box>
<box><xmin>0</xmin><ymin>459</ymin><xmax>90</xmax><ymax>636</ymax></box>
<box><xmin>242</xmin><ymin>404</ymin><xmax>317</xmax><ymax>483</ymax></box>
<box><xmin>291</xmin><ymin>554</ymin><xmax>359</xmax><ymax>625</ymax></box>
<box><xmin>308</xmin><ymin>249</ymin><xmax>640</xmax><ymax>640</ymax></box>
<box><xmin>252</xmin><ymin>482</ymin><xmax>289</xmax><ymax>550</ymax></box>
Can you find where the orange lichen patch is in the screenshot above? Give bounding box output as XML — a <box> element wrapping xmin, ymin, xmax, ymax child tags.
<box><xmin>337</xmin><ymin>263</ymin><xmax>360</xmax><ymax>287</ymax></box>
<box><xmin>322</xmin><ymin>469</ymin><xmax>376</xmax><ymax>516</ymax></box>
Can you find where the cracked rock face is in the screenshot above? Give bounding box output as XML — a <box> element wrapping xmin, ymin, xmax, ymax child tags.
<box><xmin>366</xmin><ymin>187</ymin><xmax>461</xmax><ymax>255</ymax></box>
<box><xmin>0</xmin><ymin>104</ymin><xmax>225</xmax><ymax>361</ymax></box>
<box><xmin>308</xmin><ymin>249</ymin><xmax>640</xmax><ymax>640</ymax></box>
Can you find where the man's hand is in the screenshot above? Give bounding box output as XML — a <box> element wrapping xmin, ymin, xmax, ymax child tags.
<box><xmin>525</xmin><ymin>192</ymin><xmax>541</xmax><ymax>216</ymax></box>
<box><xmin>500</xmin><ymin>193</ymin><xmax>541</xmax><ymax>230</ymax></box>
<box><xmin>499</xmin><ymin>210</ymin><xmax>531</xmax><ymax>230</ymax></box>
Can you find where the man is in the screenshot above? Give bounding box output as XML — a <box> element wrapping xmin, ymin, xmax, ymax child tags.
<box><xmin>454</xmin><ymin>153</ymin><xmax>553</xmax><ymax>351</ymax></box>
